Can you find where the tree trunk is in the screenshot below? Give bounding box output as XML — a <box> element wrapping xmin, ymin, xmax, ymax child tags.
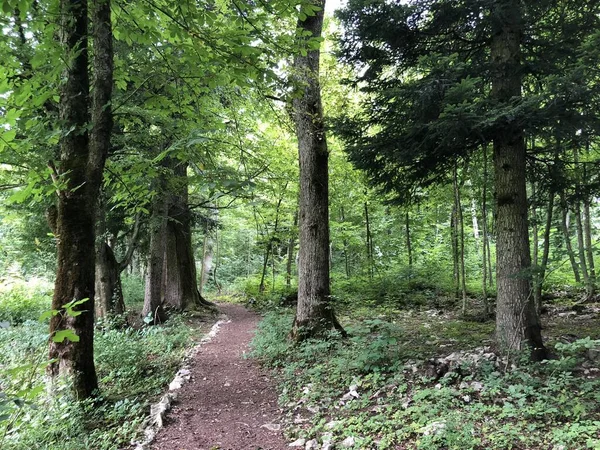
<box><xmin>405</xmin><ymin>209</ymin><xmax>413</xmax><ymax>268</ymax></box>
<box><xmin>286</xmin><ymin>210</ymin><xmax>298</xmax><ymax>288</ymax></box>
<box><xmin>491</xmin><ymin>0</ymin><xmax>546</xmax><ymax>360</ymax></box>
<box><xmin>584</xmin><ymin>198</ymin><xmax>596</xmax><ymax>283</ymax></box>
<box><xmin>163</xmin><ymin>162</ymin><xmax>213</xmax><ymax>309</ymax></box>
<box><xmin>199</xmin><ymin>233</ymin><xmax>209</xmax><ymax>297</ymax></box>
<box><xmin>95</xmin><ymin>196</ymin><xmax>126</xmax><ymax>320</ymax></box>
<box><xmin>290</xmin><ymin>0</ymin><xmax>344</xmax><ymax>340</ymax></box>
<box><xmin>451</xmin><ymin>204</ymin><xmax>460</xmax><ymax>301</ymax></box>
<box><xmin>575</xmin><ymin>200</ymin><xmax>592</xmax><ymax>297</ymax></box>
<box><xmin>48</xmin><ymin>0</ymin><xmax>114</xmax><ymax>399</ymax></box>
<box><xmin>454</xmin><ymin>166</ymin><xmax>468</xmax><ymax>314</ymax></box>
<box><xmin>531</xmin><ymin>182</ymin><xmax>540</xmax><ymax>312</ymax></box>
<box><xmin>481</xmin><ymin>145</ymin><xmax>490</xmax><ymax>317</ymax></box>
<box><xmin>559</xmin><ymin>191</ymin><xmax>581</xmax><ymax>282</ymax></box>
<box><xmin>142</xmin><ymin>171</ymin><xmax>168</xmax><ymax>324</ymax></box>
<box><xmin>364</xmin><ymin>199</ymin><xmax>374</xmax><ymax>279</ymax></box>
<box><xmin>534</xmin><ymin>192</ymin><xmax>554</xmax><ymax>313</ymax></box>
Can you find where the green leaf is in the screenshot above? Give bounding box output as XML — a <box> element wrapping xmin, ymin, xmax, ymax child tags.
<box><xmin>39</xmin><ymin>310</ymin><xmax>59</xmax><ymax>321</ymax></box>
<box><xmin>52</xmin><ymin>329</ymin><xmax>80</xmax><ymax>343</ymax></box>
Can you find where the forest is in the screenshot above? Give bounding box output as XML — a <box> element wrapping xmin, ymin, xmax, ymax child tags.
<box><xmin>1</xmin><ymin>0</ymin><xmax>600</xmax><ymax>449</ymax></box>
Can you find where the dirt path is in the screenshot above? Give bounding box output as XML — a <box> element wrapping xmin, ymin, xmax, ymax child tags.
<box><xmin>151</xmin><ymin>303</ymin><xmax>287</xmax><ymax>450</ymax></box>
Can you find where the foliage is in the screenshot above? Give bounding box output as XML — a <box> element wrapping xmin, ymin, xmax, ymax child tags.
<box><xmin>252</xmin><ymin>308</ymin><xmax>600</xmax><ymax>449</ymax></box>
<box><xmin>0</xmin><ymin>306</ymin><xmax>198</xmax><ymax>449</ymax></box>
<box><xmin>0</xmin><ymin>280</ymin><xmax>52</xmax><ymax>325</ymax></box>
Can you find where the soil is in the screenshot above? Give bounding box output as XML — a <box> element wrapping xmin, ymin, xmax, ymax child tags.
<box><xmin>151</xmin><ymin>303</ymin><xmax>288</xmax><ymax>450</ymax></box>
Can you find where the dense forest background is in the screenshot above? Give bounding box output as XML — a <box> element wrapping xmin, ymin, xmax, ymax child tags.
<box><xmin>2</xmin><ymin>0</ymin><xmax>600</xmax><ymax>449</ymax></box>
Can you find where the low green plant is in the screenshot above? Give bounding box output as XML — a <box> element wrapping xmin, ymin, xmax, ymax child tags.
<box><xmin>252</xmin><ymin>311</ymin><xmax>600</xmax><ymax>449</ymax></box>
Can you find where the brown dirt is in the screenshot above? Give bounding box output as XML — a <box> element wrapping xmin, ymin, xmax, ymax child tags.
<box><xmin>151</xmin><ymin>303</ymin><xmax>288</xmax><ymax>450</ymax></box>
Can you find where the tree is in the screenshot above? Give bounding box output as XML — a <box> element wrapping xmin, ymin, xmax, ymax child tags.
<box><xmin>290</xmin><ymin>0</ymin><xmax>345</xmax><ymax>340</ymax></box>
<box><xmin>48</xmin><ymin>0</ymin><xmax>113</xmax><ymax>398</ymax></box>
<box><xmin>490</xmin><ymin>0</ymin><xmax>545</xmax><ymax>359</ymax></box>
<box><xmin>334</xmin><ymin>0</ymin><xmax>600</xmax><ymax>358</ymax></box>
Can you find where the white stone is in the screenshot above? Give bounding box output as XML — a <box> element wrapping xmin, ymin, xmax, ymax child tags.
<box><xmin>305</xmin><ymin>439</ymin><xmax>319</xmax><ymax>450</ymax></box>
<box><xmin>289</xmin><ymin>438</ymin><xmax>307</xmax><ymax>447</ymax></box>
<box><xmin>341</xmin><ymin>436</ymin><xmax>356</xmax><ymax>447</ymax></box>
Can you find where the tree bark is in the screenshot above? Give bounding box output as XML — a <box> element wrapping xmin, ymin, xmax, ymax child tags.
<box><xmin>481</xmin><ymin>145</ymin><xmax>490</xmax><ymax>317</ymax></box>
<box><xmin>286</xmin><ymin>210</ymin><xmax>298</xmax><ymax>288</ymax></box>
<box><xmin>142</xmin><ymin>170</ymin><xmax>168</xmax><ymax>324</ymax></box>
<box><xmin>163</xmin><ymin>162</ymin><xmax>213</xmax><ymax>309</ymax></box>
<box><xmin>575</xmin><ymin>200</ymin><xmax>592</xmax><ymax>297</ymax></box>
<box><xmin>290</xmin><ymin>0</ymin><xmax>344</xmax><ymax>340</ymax></box>
<box><xmin>559</xmin><ymin>191</ymin><xmax>581</xmax><ymax>282</ymax></box>
<box><xmin>48</xmin><ymin>0</ymin><xmax>113</xmax><ymax>399</ymax></box>
<box><xmin>451</xmin><ymin>204</ymin><xmax>460</xmax><ymax>300</ymax></box>
<box><xmin>405</xmin><ymin>209</ymin><xmax>413</xmax><ymax>268</ymax></box>
<box><xmin>454</xmin><ymin>165</ymin><xmax>467</xmax><ymax>314</ymax></box>
<box><xmin>491</xmin><ymin>0</ymin><xmax>546</xmax><ymax>360</ymax></box>
<box><xmin>534</xmin><ymin>192</ymin><xmax>554</xmax><ymax>313</ymax></box>
<box><xmin>364</xmin><ymin>199</ymin><xmax>374</xmax><ymax>279</ymax></box>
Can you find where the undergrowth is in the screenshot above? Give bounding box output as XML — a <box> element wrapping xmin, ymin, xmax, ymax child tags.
<box><xmin>251</xmin><ymin>309</ymin><xmax>600</xmax><ymax>449</ymax></box>
<box><xmin>0</xmin><ymin>310</ymin><xmax>198</xmax><ymax>450</ymax></box>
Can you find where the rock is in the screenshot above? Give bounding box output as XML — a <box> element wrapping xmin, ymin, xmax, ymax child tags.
<box><xmin>325</xmin><ymin>421</ymin><xmax>341</xmax><ymax>430</ymax></box>
<box><xmin>341</xmin><ymin>436</ymin><xmax>356</xmax><ymax>448</ymax></box>
<box><xmin>587</xmin><ymin>348</ymin><xmax>600</xmax><ymax>363</ymax></box>
<box><xmin>261</xmin><ymin>423</ymin><xmax>281</xmax><ymax>432</ymax></box>
<box><xmin>307</xmin><ymin>405</ymin><xmax>320</xmax><ymax>414</ymax></box>
<box><xmin>421</xmin><ymin>421</ymin><xmax>446</xmax><ymax>436</ymax></box>
<box><xmin>305</xmin><ymin>439</ymin><xmax>319</xmax><ymax>450</ymax></box>
<box><xmin>289</xmin><ymin>438</ymin><xmax>307</xmax><ymax>447</ymax></box>
<box><xmin>471</xmin><ymin>381</ymin><xmax>484</xmax><ymax>392</ymax></box>
<box><xmin>0</xmin><ymin>321</ymin><xmax>10</xmax><ymax>329</ymax></box>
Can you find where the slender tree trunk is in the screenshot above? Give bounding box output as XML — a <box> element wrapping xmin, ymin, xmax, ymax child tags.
<box><xmin>341</xmin><ymin>207</ymin><xmax>351</xmax><ymax>278</ymax></box>
<box><xmin>559</xmin><ymin>192</ymin><xmax>581</xmax><ymax>282</ymax></box>
<box><xmin>290</xmin><ymin>0</ymin><xmax>344</xmax><ymax>340</ymax></box>
<box><xmin>532</xmin><ymin>188</ymin><xmax>555</xmax><ymax>314</ymax></box>
<box><xmin>364</xmin><ymin>200</ymin><xmax>374</xmax><ymax>279</ymax></box>
<box><xmin>199</xmin><ymin>233</ymin><xmax>209</xmax><ymax>297</ymax></box>
<box><xmin>451</xmin><ymin>206</ymin><xmax>459</xmax><ymax>300</ymax></box>
<box><xmin>583</xmin><ymin>143</ymin><xmax>596</xmax><ymax>287</ymax></box>
<box><xmin>574</xmin><ymin>148</ymin><xmax>594</xmax><ymax>298</ymax></box>
<box><xmin>575</xmin><ymin>200</ymin><xmax>592</xmax><ymax>297</ymax></box>
<box><xmin>259</xmin><ymin>241</ymin><xmax>272</xmax><ymax>293</ymax></box>
<box><xmin>531</xmin><ymin>182</ymin><xmax>540</xmax><ymax>312</ymax></box>
<box><xmin>213</xmin><ymin>220</ymin><xmax>222</xmax><ymax>294</ymax></box>
<box><xmin>481</xmin><ymin>144</ymin><xmax>490</xmax><ymax>317</ymax></box>
<box><xmin>454</xmin><ymin>166</ymin><xmax>468</xmax><ymax>314</ymax></box>
<box><xmin>491</xmin><ymin>0</ymin><xmax>546</xmax><ymax>360</ymax></box>
<box><xmin>405</xmin><ymin>208</ymin><xmax>413</xmax><ymax>268</ymax></box>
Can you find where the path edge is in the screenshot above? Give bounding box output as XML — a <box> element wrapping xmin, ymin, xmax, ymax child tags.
<box><xmin>129</xmin><ymin>315</ymin><xmax>232</xmax><ymax>450</ymax></box>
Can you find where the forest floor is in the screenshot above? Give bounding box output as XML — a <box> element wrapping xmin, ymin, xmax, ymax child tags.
<box><xmin>151</xmin><ymin>303</ymin><xmax>288</xmax><ymax>450</ymax></box>
<box><xmin>146</xmin><ymin>298</ymin><xmax>600</xmax><ymax>450</ymax></box>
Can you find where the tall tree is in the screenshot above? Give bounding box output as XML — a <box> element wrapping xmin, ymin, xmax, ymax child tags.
<box><xmin>490</xmin><ymin>0</ymin><xmax>545</xmax><ymax>359</ymax></box>
<box><xmin>290</xmin><ymin>0</ymin><xmax>345</xmax><ymax>340</ymax></box>
<box><xmin>334</xmin><ymin>0</ymin><xmax>600</xmax><ymax>358</ymax></box>
<box><xmin>48</xmin><ymin>0</ymin><xmax>113</xmax><ymax>398</ymax></box>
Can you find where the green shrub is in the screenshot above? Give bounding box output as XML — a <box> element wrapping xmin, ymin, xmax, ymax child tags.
<box><xmin>0</xmin><ymin>283</ymin><xmax>51</xmax><ymax>325</ymax></box>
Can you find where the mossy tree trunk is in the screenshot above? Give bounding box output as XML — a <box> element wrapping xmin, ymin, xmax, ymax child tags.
<box><xmin>290</xmin><ymin>0</ymin><xmax>344</xmax><ymax>341</ymax></box>
<box><xmin>48</xmin><ymin>0</ymin><xmax>113</xmax><ymax>399</ymax></box>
